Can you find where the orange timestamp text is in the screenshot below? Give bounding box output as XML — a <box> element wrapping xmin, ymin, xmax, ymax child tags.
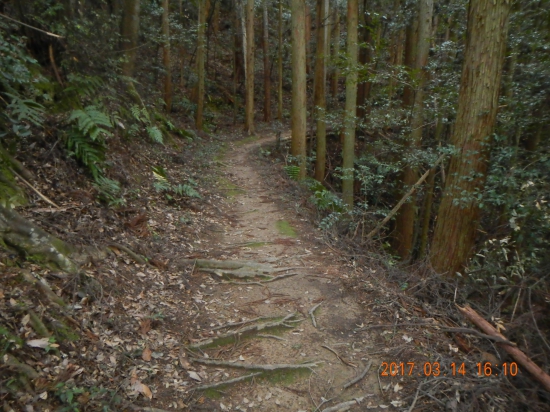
<box><xmin>380</xmin><ymin>361</ymin><xmax>519</xmax><ymax>377</ymax></box>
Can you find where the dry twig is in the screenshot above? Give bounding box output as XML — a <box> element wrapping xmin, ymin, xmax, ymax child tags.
<box><xmin>194</xmin><ymin>372</ymin><xmax>262</xmax><ymax>391</ymax></box>
<box><xmin>342</xmin><ymin>360</ymin><xmax>372</xmax><ymax>389</ymax></box>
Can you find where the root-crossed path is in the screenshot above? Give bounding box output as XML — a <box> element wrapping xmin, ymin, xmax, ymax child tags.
<box><xmin>185</xmin><ymin>135</ymin><xmax>383</xmax><ymax>411</ymax></box>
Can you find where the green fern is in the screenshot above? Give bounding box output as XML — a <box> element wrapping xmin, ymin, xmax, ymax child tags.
<box><xmin>146</xmin><ymin>126</ymin><xmax>163</xmax><ymax>144</ymax></box>
<box><xmin>68</xmin><ymin>105</ymin><xmax>112</xmax><ymax>141</ymax></box>
<box><xmin>284</xmin><ymin>165</ymin><xmax>300</xmax><ymax>181</ymax></box>
<box><xmin>66</xmin><ymin>130</ymin><xmax>105</xmax><ymax>179</ymax></box>
<box><xmin>93</xmin><ymin>176</ymin><xmax>125</xmax><ymax>206</ymax></box>
<box><xmin>5</xmin><ymin>93</ymin><xmax>45</xmax><ymax>130</ymax></box>
<box><xmin>174</xmin><ymin>184</ymin><xmax>201</xmax><ymax>198</ymax></box>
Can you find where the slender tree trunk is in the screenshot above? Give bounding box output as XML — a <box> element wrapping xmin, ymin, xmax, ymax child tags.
<box><xmin>342</xmin><ymin>0</ymin><xmax>358</xmax><ymax>209</ymax></box>
<box><xmin>394</xmin><ymin>0</ymin><xmax>433</xmax><ymax>260</ymax></box>
<box><xmin>430</xmin><ymin>0</ymin><xmax>511</xmax><ymax>275</ymax></box>
<box><xmin>196</xmin><ymin>0</ymin><xmax>207</xmax><ymax>128</ymax></box>
<box><xmin>233</xmin><ymin>0</ymin><xmax>240</xmax><ymax>124</ymax></box>
<box><xmin>161</xmin><ymin>0</ymin><xmax>172</xmax><ymax>112</ymax></box>
<box><xmin>402</xmin><ymin>16</ymin><xmax>418</xmax><ymax>110</ymax></box>
<box><xmin>263</xmin><ymin>0</ymin><xmax>271</xmax><ymax>122</ymax></box>
<box><xmin>356</xmin><ymin>0</ymin><xmax>371</xmax><ymax>119</ymax></box>
<box><xmin>245</xmin><ymin>0</ymin><xmax>255</xmax><ymax>134</ymax></box>
<box><xmin>121</xmin><ymin>0</ymin><xmax>140</xmax><ymax>77</ymax></box>
<box><xmin>277</xmin><ymin>0</ymin><xmax>284</xmax><ymax>120</ymax></box>
<box><xmin>305</xmin><ymin>4</ymin><xmax>312</xmax><ymax>76</ymax></box>
<box><xmin>291</xmin><ymin>0</ymin><xmax>307</xmax><ymax>180</ymax></box>
<box><xmin>330</xmin><ymin>5</ymin><xmax>340</xmax><ymax>99</ymax></box>
<box><xmin>314</xmin><ymin>0</ymin><xmax>328</xmax><ymax>182</ymax></box>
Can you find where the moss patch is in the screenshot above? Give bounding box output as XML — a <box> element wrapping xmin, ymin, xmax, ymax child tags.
<box><xmin>240</xmin><ymin>241</ymin><xmax>270</xmax><ymax>248</ymax></box>
<box><xmin>217</xmin><ymin>177</ymin><xmax>245</xmax><ymax>198</ymax></box>
<box><xmin>276</xmin><ymin>220</ymin><xmax>297</xmax><ymax>237</ymax></box>
<box><xmin>214</xmin><ymin>142</ymin><xmax>228</xmax><ymax>161</ymax></box>
<box><xmin>235</xmin><ymin>135</ymin><xmax>260</xmax><ymax>147</ymax></box>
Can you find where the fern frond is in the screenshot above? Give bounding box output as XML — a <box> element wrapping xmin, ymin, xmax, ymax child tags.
<box><xmin>284</xmin><ymin>165</ymin><xmax>300</xmax><ymax>181</ymax></box>
<box><xmin>174</xmin><ymin>184</ymin><xmax>201</xmax><ymax>198</ymax></box>
<box><xmin>69</xmin><ymin>105</ymin><xmax>112</xmax><ymax>141</ymax></box>
<box><xmin>5</xmin><ymin>93</ymin><xmax>45</xmax><ymax>127</ymax></box>
<box><xmin>146</xmin><ymin>126</ymin><xmax>163</xmax><ymax>144</ymax></box>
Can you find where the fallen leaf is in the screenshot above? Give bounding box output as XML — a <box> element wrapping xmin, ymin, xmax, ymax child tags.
<box><xmin>133</xmin><ymin>381</ymin><xmax>153</xmax><ymax>399</ymax></box>
<box><xmin>142</xmin><ymin>347</ymin><xmax>152</xmax><ymax>361</ymax></box>
<box><xmin>188</xmin><ymin>371</ymin><xmax>202</xmax><ymax>381</ymax></box>
<box><xmin>393</xmin><ymin>383</ymin><xmax>403</xmax><ymax>392</ymax></box>
<box><xmin>140</xmin><ymin>319</ymin><xmax>151</xmax><ymax>335</ymax></box>
<box><xmin>27</xmin><ymin>338</ymin><xmax>50</xmax><ymax>349</ymax></box>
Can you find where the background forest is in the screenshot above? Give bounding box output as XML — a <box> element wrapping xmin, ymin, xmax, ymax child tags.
<box><xmin>0</xmin><ymin>0</ymin><xmax>549</xmax><ymax>410</ymax></box>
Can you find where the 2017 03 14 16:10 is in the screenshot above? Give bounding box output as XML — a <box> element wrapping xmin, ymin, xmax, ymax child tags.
<box><xmin>380</xmin><ymin>362</ymin><xmax>519</xmax><ymax>377</ymax></box>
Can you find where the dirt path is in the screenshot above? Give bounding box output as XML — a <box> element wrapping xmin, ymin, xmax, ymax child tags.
<box><xmin>187</xmin><ymin>135</ymin><xmax>384</xmax><ymax>411</ymax></box>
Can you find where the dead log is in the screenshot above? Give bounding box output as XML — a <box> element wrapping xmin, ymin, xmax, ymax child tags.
<box><xmin>458</xmin><ymin>305</ymin><xmax>550</xmax><ymax>392</ymax></box>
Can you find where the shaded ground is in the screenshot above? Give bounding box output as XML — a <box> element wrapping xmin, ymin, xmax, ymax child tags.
<box><xmin>4</xmin><ymin>127</ymin><xmax>539</xmax><ymax>412</ymax></box>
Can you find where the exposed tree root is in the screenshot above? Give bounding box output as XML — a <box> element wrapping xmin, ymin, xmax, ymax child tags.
<box><xmin>194</xmin><ymin>372</ymin><xmax>262</xmax><ymax>391</ymax></box>
<box><xmin>191</xmin><ymin>357</ymin><xmax>321</xmax><ymax>371</ymax></box>
<box><xmin>2</xmin><ymin>353</ymin><xmax>39</xmax><ymax>379</ymax></box>
<box><xmin>188</xmin><ymin>313</ymin><xmax>300</xmax><ymax>349</ymax></box>
<box><xmin>21</xmin><ymin>270</ymin><xmax>66</xmax><ymax>307</ymax></box>
<box><xmin>321</xmin><ymin>394</ymin><xmax>374</xmax><ymax>412</ymax></box>
<box><xmin>179</xmin><ymin>258</ymin><xmax>299</xmax><ymax>280</ymax></box>
<box><xmin>308</xmin><ymin>302</ymin><xmax>323</xmax><ymax>328</ymax></box>
<box><xmin>107</xmin><ymin>242</ymin><xmax>148</xmax><ymax>265</ymax></box>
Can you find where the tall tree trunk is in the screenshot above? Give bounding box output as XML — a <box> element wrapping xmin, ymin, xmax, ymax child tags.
<box><xmin>314</xmin><ymin>0</ymin><xmax>328</xmax><ymax>182</ymax></box>
<box><xmin>342</xmin><ymin>0</ymin><xmax>358</xmax><ymax>209</ymax></box>
<box><xmin>356</xmin><ymin>0</ymin><xmax>372</xmax><ymax>119</ymax></box>
<box><xmin>245</xmin><ymin>0</ymin><xmax>255</xmax><ymax>134</ymax></box>
<box><xmin>305</xmin><ymin>4</ymin><xmax>312</xmax><ymax>76</ymax></box>
<box><xmin>430</xmin><ymin>0</ymin><xmax>511</xmax><ymax>275</ymax></box>
<box><xmin>233</xmin><ymin>0</ymin><xmax>240</xmax><ymax>124</ymax></box>
<box><xmin>394</xmin><ymin>0</ymin><xmax>433</xmax><ymax>260</ymax></box>
<box><xmin>277</xmin><ymin>0</ymin><xmax>284</xmax><ymax>120</ymax></box>
<box><xmin>263</xmin><ymin>0</ymin><xmax>271</xmax><ymax>122</ymax></box>
<box><xmin>196</xmin><ymin>0</ymin><xmax>207</xmax><ymax>128</ymax></box>
<box><xmin>330</xmin><ymin>5</ymin><xmax>340</xmax><ymax>99</ymax></box>
<box><xmin>161</xmin><ymin>0</ymin><xmax>172</xmax><ymax>112</ymax></box>
<box><xmin>291</xmin><ymin>0</ymin><xmax>307</xmax><ymax>180</ymax></box>
<box><xmin>402</xmin><ymin>16</ymin><xmax>418</xmax><ymax>110</ymax></box>
<box><xmin>121</xmin><ymin>0</ymin><xmax>140</xmax><ymax>77</ymax></box>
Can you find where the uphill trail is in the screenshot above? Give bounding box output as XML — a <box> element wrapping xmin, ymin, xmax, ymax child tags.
<box><xmin>181</xmin><ymin>132</ymin><xmax>386</xmax><ymax>411</ymax></box>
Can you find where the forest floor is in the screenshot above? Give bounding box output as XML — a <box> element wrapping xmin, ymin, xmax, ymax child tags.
<box><xmin>2</xmin><ymin>126</ymin><xmax>485</xmax><ymax>412</ymax></box>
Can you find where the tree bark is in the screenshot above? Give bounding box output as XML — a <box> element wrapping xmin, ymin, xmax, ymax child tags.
<box><xmin>263</xmin><ymin>0</ymin><xmax>271</xmax><ymax>122</ymax></box>
<box><xmin>277</xmin><ymin>0</ymin><xmax>284</xmax><ymax>120</ymax></box>
<box><xmin>356</xmin><ymin>0</ymin><xmax>372</xmax><ymax>119</ymax></box>
<box><xmin>290</xmin><ymin>0</ymin><xmax>307</xmax><ymax>180</ymax></box>
<box><xmin>313</xmin><ymin>0</ymin><xmax>328</xmax><ymax>182</ymax></box>
<box><xmin>196</xmin><ymin>0</ymin><xmax>207</xmax><ymax>128</ymax></box>
<box><xmin>342</xmin><ymin>0</ymin><xmax>358</xmax><ymax>209</ymax></box>
<box><xmin>161</xmin><ymin>0</ymin><xmax>172</xmax><ymax>112</ymax></box>
<box><xmin>394</xmin><ymin>0</ymin><xmax>433</xmax><ymax>260</ymax></box>
<box><xmin>245</xmin><ymin>0</ymin><xmax>255</xmax><ymax>135</ymax></box>
<box><xmin>330</xmin><ymin>5</ymin><xmax>340</xmax><ymax>99</ymax></box>
<box><xmin>430</xmin><ymin>0</ymin><xmax>511</xmax><ymax>275</ymax></box>
<box><xmin>121</xmin><ymin>0</ymin><xmax>140</xmax><ymax>77</ymax></box>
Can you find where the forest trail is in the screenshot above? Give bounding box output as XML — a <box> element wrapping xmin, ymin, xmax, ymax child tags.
<box><xmin>185</xmin><ymin>134</ymin><xmax>383</xmax><ymax>411</ymax></box>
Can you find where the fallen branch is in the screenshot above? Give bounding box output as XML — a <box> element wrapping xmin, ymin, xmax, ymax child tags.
<box><xmin>308</xmin><ymin>302</ymin><xmax>323</xmax><ymax>328</ymax></box>
<box><xmin>458</xmin><ymin>305</ymin><xmax>550</xmax><ymax>392</ymax></box>
<box><xmin>367</xmin><ymin>154</ymin><xmax>446</xmax><ymax>239</ymax></box>
<box><xmin>194</xmin><ymin>372</ymin><xmax>262</xmax><ymax>391</ymax></box>
<box><xmin>440</xmin><ymin>327</ymin><xmax>516</xmax><ymax>346</ymax></box>
<box><xmin>11</xmin><ymin>168</ymin><xmax>59</xmax><ymax>208</ymax></box>
<box><xmin>321</xmin><ymin>394</ymin><xmax>373</xmax><ymax>412</ymax></box>
<box><xmin>342</xmin><ymin>360</ymin><xmax>373</xmax><ymax>389</ymax></box>
<box><xmin>191</xmin><ymin>358</ymin><xmax>320</xmax><ymax>371</ymax></box>
<box><xmin>321</xmin><ymin>345</ymin><xmax>357</xmax><ymax>368</ymax></box>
